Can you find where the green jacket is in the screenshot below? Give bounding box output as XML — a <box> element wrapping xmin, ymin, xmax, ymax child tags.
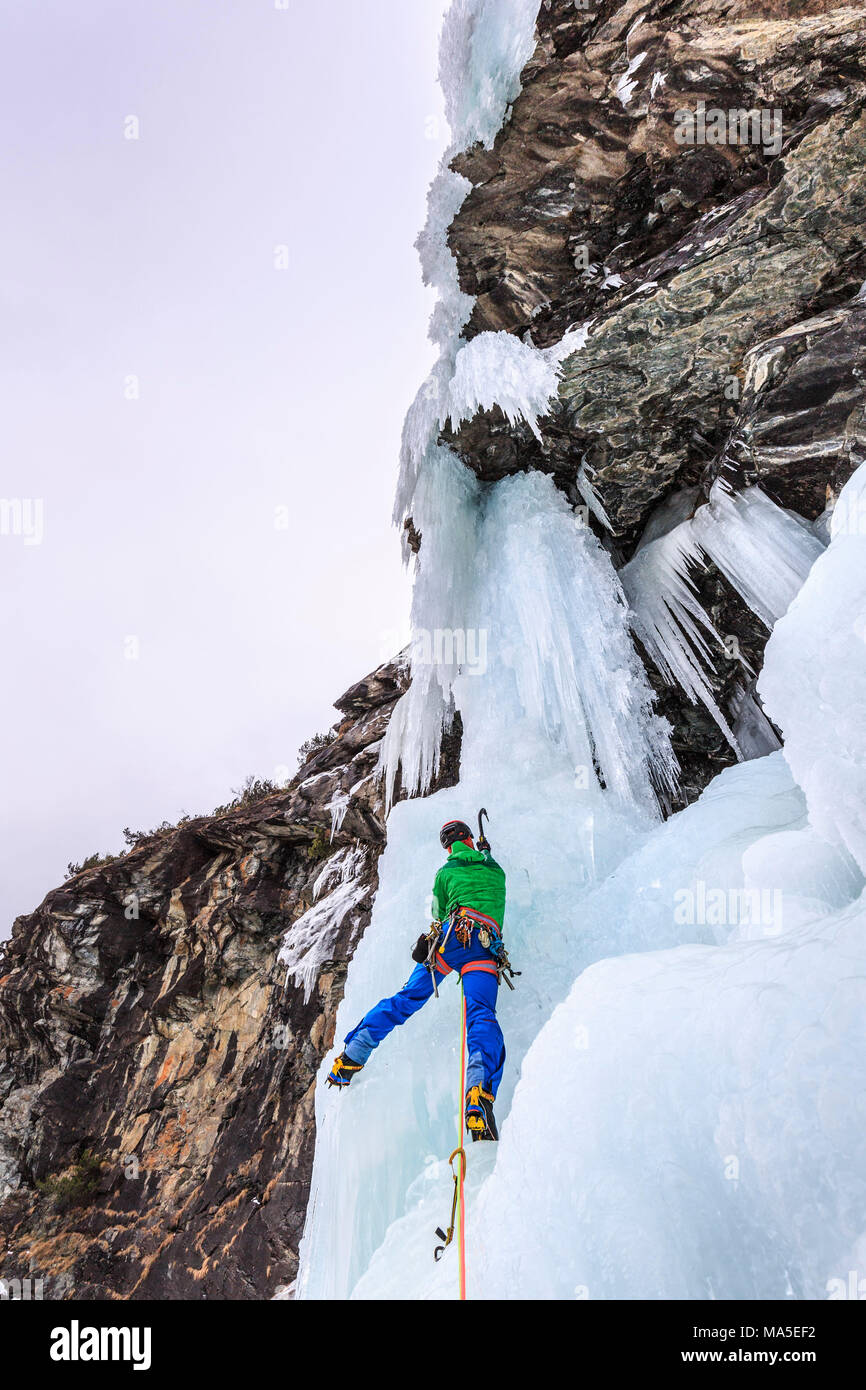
<box><xmin>432</xmin><ymin>841</ymin><xmax>506</xmax><ymax>930</ymax></box>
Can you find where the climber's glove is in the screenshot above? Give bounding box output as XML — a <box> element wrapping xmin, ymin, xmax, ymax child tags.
<box><xmin>411</xmin><ymin>933</ymin><xmax>430</xmax><ymax>964</ymax></box>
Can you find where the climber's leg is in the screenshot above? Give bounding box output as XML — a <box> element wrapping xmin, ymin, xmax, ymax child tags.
<box><xmin>461</xmin><ymin>965</ymin><xmax>505</xmax><ymax>1099</ymax></box>
<box><xmin>342</xmin><ymin>960</ymin><xmax>444</xmax><ymax>1066</ymax></box>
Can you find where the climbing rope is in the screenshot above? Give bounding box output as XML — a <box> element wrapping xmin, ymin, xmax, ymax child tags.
<box><xmin>457</xmin><ymin>980</ymin><xmax>467</xmax><ymax>1300</ymax></box>
<box><xmin>433</xmin><ymin>979</ymin><xmax>468</xmax><ymax>1300</ymax></box>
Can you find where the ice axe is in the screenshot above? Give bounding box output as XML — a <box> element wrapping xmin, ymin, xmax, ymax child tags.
<box><xmin>477</xmin><ymin>807</ymin><xmax>490</xmax><ymax>852</ymax></box>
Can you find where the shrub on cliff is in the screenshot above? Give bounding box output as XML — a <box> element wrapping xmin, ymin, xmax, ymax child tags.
<box><xmin>297</xmin><ymin>730</ymin><xmax>336</xmax><ymax>767</ymax></box>
<box><xmin>211</xmin><ymin>774</ymin><xmax>280</xmax><ymax>815</ymax></box>
<box><xmin>122</xmin><ymin>821</ymin><xmax>177</xmax><ymax>850</ymax></box>
<box><xmin>37</xmin><ymin>1150</ymin><xmax>102</xmax><ymax>1212</ymax></box>
<box><xmin>305</xmin><ymin>827</ymin><xmax>331</xmax><ymax>862</ymax></box>
<box><xmin>64</xmin><ymin>851</ymin><xmax>118</xmax><ymax>880</ymax></box>
<box><xmin>68</xmin><ymin>762</ymin><xmax>327</xmax><ymax>876</ymax></box>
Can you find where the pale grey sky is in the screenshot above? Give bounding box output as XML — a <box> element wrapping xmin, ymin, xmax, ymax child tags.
<box><xmin>0</xmin><ymin>0</ymin><xmax>451</xmax><ymax>930</ymax></box>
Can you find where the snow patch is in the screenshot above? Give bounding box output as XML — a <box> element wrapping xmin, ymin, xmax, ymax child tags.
<box><xmin>445</xmin><ymin>332</ymin><xmax>561</xmax><ymax>441</ymax></box>
<box><xmin>279</xmin><ymin>846</ymin><xmax>368</xmax><ymax>1003</ymax></box>
<box><xmin>616</xmin><ymin>51</ymin><xmax>647</xmax><ymax>107</ymax></box>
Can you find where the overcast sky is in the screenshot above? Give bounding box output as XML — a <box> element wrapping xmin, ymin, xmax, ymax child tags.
<box><xmin>0</xmin><ymin>0</ymin><xmax>451</xmax><ymax>932</ymax></box>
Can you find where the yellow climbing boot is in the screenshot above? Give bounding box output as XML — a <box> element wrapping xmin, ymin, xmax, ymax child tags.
<box><xmin>465</xmin><ymin>1085</ymin><xmax>498</xmax><ymax>1141</ymax></box>
<box><xmin>326</xmin><ymin>1051</ymin><xmax>364</xmax><ymax>1089</ymax></box>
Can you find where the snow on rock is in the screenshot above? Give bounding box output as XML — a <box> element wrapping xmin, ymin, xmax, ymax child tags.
<box><xmin>615</xmin><ymin>52</ymin><xmax>647</xmax><ymax>107</ymax></box>
<box><xmin>279</xmin><ymin>846</ymin><xmax>368</xmax><ymax>1003</ymax></box>
<box><xmin>445</xmin><ymin>331</ymin><xmax>561</xmax><ymax>440</ymax></box>
<box><xmin>444</xmin><ymin>322</ymin><xmax>593</xmax><ymax>441</ymax></box>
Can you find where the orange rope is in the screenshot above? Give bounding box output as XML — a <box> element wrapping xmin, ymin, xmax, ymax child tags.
<box><xmin>457</xmin><ymin>981</ymin><xmax>467</xmax><ymax>1300</ymax></box>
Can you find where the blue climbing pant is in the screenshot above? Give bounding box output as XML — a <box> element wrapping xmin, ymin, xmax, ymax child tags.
<box><xmin>342</xmin><ymin>927</ymin><xmax>506</xmax><ymax>1098</ymax></box>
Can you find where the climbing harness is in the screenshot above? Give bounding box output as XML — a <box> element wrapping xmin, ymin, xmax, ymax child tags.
<box><xmin>417</xmin><ymin>911</ymin><xmax>520</xmax><ymax>991</ymax></box>
<box><xmin>433</xmin><ymin>982</ymin><xmax>468</xmax><ymax>1300</ymax></box>
<box><xmin>450</xmin><ymin>905</ymin><xmax>522</xmax><ymax>991</ymax></box>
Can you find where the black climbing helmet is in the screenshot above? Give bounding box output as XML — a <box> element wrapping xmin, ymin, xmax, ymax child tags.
<box><xmin>440</xmin><ymin>819</ymin><xmax>473</xmax><ymax>851</ymax></box>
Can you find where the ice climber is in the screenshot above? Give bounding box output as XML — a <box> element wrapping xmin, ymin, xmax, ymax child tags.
<box><xmin>326</xmin><ymin>817</ymin><xmax>508</xmax><ymax>1141</ymax></box>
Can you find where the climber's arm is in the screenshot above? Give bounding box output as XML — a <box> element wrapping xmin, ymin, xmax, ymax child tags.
<box><xmin>482</xmin><ymin>851</ymin><xmax>507</xmax><ymax>929</ymax></box>
<box><xmin>431</xmin><ymin>865</ymin><xmax>448</xmax><ymax>923</ymax></box>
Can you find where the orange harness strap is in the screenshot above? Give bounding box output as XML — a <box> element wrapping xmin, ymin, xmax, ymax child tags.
<box><xmin>435</xmin><ymin>951</ymin><xmax>499</xmax><ymax>979</ymax></box>
<box><xmin>435</xmin><ymin>955</ymin><xmax>498</xmax><ymax>979</ymax></box>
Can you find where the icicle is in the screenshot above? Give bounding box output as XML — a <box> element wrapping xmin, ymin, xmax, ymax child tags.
<box><xmin>691</xmin><ymin>485</ymin><xmax>825</xmax><ymax>630</ymax></box>
<box><xmin>325</xmin><ymin>791</ymin><xmax>350</xmax><ymax>842</ymax></box>
<box><xmin>438</xmin><ymin>0</ymin><xmax>541</xmax><ymax>152</ymax></box>
<box><xmin>623</xmin><ymin>485</ymin><xmax>826</xmax><ymax>749</ymax></box>
<box><xmin>621</xmin><ymin>526</ymin><xmax>739</xmax><ymax>750</ymax></box>
<box><xmin>380</xmin><ymin>449</ymin><xmax>481</xmax><ymax>807</ymax></box>
<box><xmin>576</xmin><ymin>460</ymin><xmax>614</xmax><ymax>532</ymax></box>
<box><xmin>729</xmin><ymin>683</ymin><xmax>782</xmax><ymax>759</ymax></box>
<box><xmin>466</xmin><ymin>472</ymin><xmax>678</xmax><ymax>814</ymax></box>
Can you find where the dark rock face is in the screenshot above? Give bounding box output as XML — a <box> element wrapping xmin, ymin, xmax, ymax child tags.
<box><xmin>447</xmin><ymin>1</ymin><xmax>866</xmax><ymax>542</ymax></box>
<box><xmin>712</xmin><ymin>297</ymin><xmax>866</xmax><ymax>513</ymax></box>
<box><xmin>0</xmin><ymin>660</ymin><xmax>418</xmax><ymax>1300</ymax></box>
<box><xmin>444</xmin><ymin>0</ymin><xmax>866</xmax><ymax>798</ymax></box>
<box><xmin>451</xmin><ymin>0</ymin><xmax>866</xmax><ymax>358</ymax></box>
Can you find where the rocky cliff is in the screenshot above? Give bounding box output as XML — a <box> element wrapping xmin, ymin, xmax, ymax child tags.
<box><xmin>2</xmin><ymin>0</ymin><xmax>866</xmax><ymax>1299</ymax></box>
<box><xmin>0</xmin><ymin>661</ymin><xmax>421</xmax><ymax>1299</ymax></box>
